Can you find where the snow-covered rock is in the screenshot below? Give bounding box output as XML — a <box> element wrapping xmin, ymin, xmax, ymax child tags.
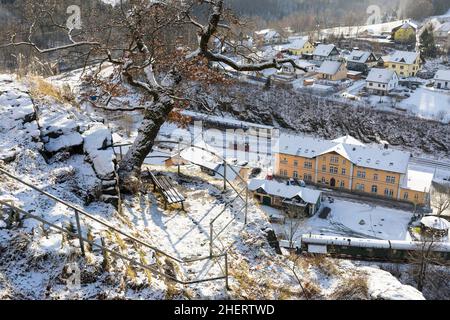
<box><xmin>362</xmin><ymin>266</ymin><xmax>425</xmax><ymax>300</ymax></box>
<box><xmin>45</xmin><ymin>132</ymin><xmax>84</xmax><ymax>153</ymax></box>
<box><xmin>82</xmin><ymin>124</ymin><xmax>116</xmax><ymax>180</ymax></box>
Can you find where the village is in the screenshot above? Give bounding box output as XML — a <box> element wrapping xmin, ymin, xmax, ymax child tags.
<box><xmin>0</xmin><ymin>0</ymin><xmax>450</xmax><ymax>303</ymax></box>
<box><xmin>213</xmin><ymin>15</ymin><xmax>450</xmax><ymax>123</ymax></box>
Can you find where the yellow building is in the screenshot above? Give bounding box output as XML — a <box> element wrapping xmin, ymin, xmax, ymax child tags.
<box><xmin>275</xmin><ymin>134</ymin><xmax>432</xmax><ymax>206</ymax></box>
<box><xmin>392</xmin><ymin>22</ymin><xmax>417</xmax><ymax>43</ymax></box>
<box><xmin>316</xmin><ymin>61</ymin><xmax>348</xmax><ymax>81</ymax></box>
<box><xmin>383</xmin><ymin>50</ymin><xmax>421</xmax><ymax>78</ymax></box>
<box><xmin>287</xmin><ymin>38</ymin><xmax>315</xmax><ymax>56</ymax></box>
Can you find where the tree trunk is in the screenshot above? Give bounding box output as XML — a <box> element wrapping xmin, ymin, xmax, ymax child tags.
<box><xmin>118</xmin><ymin>94</ymin><xmax>175</xmax><ymax>193</ymax></box>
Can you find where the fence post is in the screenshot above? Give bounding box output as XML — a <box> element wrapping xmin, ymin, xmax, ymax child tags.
<box><xmin>210</xmin><ymin>222</ymin><xmax>214</xmax><ymax>258</ymax></box>
<box><xmin>245</xmin><ymin>188</ymin><xmax>249</xmax><ymax>225</ymax></box>
<box><xmin>223</xmin><ymin>160</ymin><xmax>227</xmax><ymax>191</ymax></box>
<box><xmin>225</xmin><ymin>253</ymin><xmax>229</xmax><ymax>291</ymax></box>
<box><xmin>74</xmin><ymin>209</ymin><xmax>85</xmax><ymax>256</ymax></box>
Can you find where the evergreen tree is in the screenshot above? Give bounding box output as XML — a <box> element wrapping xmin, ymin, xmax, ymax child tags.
<box><xmin>420</xmin><ymin>27</ymin><xmax>437</xmax><ymax>58</ymax></box>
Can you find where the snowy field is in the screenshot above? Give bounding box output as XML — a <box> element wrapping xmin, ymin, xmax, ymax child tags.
<box><xmin>399</xmin><ymin>88</ymin><xmax>450</xmax><ymax>122</ymax></box>
<box><xmin>340</xmin><ymin>83</ymin><xmax>450</xmax><ymax>123</ymax></box>
<box><xmin>266</xmin><ymin>199</ymin><xmax>414</xmax><ymax>242</ymax></box>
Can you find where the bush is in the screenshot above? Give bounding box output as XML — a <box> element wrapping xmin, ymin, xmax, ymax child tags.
<box><xmin>331</xmin><ymin>274</ymin><xmax>369</xmax><ymax>300</ymax></box>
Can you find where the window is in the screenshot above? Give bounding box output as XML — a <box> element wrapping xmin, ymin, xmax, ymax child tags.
<box><xmin>343</xmin><ymin>159</ymin><xmax>347</xmax><ymax>165</ymax></box>
<box><xmin>386</xmin><ymin>176</ymin><xmax>396</xmax><ymax>184</ymax></box>
<box><xmin>304</xmin><ymin>174</ymin><xmax>312</xmax><ymax>181</ymax></box>
<box><xmin>371</xmin><ymin>185</ymin><xmax>378</xmax><ymax>193</ymax></box>
<box><xmin>322</xmin><ymin>165</ymin><xmax>326</xmax><ymax>173</ymax></box>
<box><xmin>414</xmin><ymin>194</ymin><xmax>419</xmax><ymax>200</ymax></box>
<box><xmin>293</xmin><ymin>171</ymin><xmax>299</xmax><ymax>179</ymax></box>
<box><xmin>321</xmin><ymin>177</ymin><xmax>326</xmax><ymax>184</ymax></box>
<box><xmin>331</xmin><ymin>156</ymin><xmax>339</xmax><ymax>164</ymax></box>
<box><xmin>294</xmin><ymin>160</ymin><xmax>299</xmax><ymax>167</ymax></box>
<box><xmin>281</xmin><ymin>170</ymin><xmax>288</xmax><ymax>177</ymax></box>
<box><xmin>373</xmin><ymin>174</ymin><xmax>379</xmax><ymax>181</ymax></box>
<box><xmin>340</xmin><ymin>181</ymin><xmax>345</xmax><ymax>188</ymax></box>
<box><xmin>330</xmin><ymin>166</ymin><xmax>338</xmax><ymax>174</ymax></box>
<box><xmin>384</xmin><ymin>189</ymin><xmax>394</xmax><ymax>197</ymax></box>
<box><xmin>357</xmin><ymin>171</ymin><xmax>366</xmax><ymax>179</ymax></box>
<box><xmin>403</xmin><ymin>192</ymin><xmax>409</xmax><ymax>200</ymax></box>
<box><xmin>356</xmin><ymin>184</ymin><xmax>365</xmax><ymax>192</ymax></box>
<box><xmin>342</xmin><ymin>168</ymin><xmax>347</xmax><ymax>175</ymax></box>
<box><xmin>304</xmin><ymin>161</ymin><xmax>313</xmax><ymax>169</ymax></box>
<box><xmin>281</xmin><ymin>157</ymin><xmax>288</xmax><ymax>164</ymax></box>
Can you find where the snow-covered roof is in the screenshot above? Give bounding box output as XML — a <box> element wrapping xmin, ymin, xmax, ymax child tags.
<box><xmin>434</xmin><ymin>70</ymin><xmax>450</xmax><ymax>82</ymax></box>
<box><xmin>285</xmin><ymin>37</ymin><xmax>309</xmax><ymax>50</ymax></box>
<box><xmin>398</xmin><ymin>22</ymin><xmax>417</xmax><ymax>30</ymax></box>
<box><xmin>317</xmin><ymin>61</ymin><xmax>343</xmax><ymax>75</ymax></box>
<box><xmin>313</xmin><ymin>44</ymin><xmax>338</xmax><ymax>57</ymax></box>
<box><xmin>276</xmin><ymin>133</ymin><xmax>411</xmax><ymax>174</ymax></box>
<box><xmin>420</xmin><ymin>216</ymin><xmax>450</xmax><ymax>231</ymax></box>
<box><xmin>346</xmin><ymin>50</ymin><xmax>375</xmax><ymax>64</ymax></box>
<box><xmin>332</xmin><ymin>135</ymin><xmax>365</xmax><ymax>146</ymax></box>
<box><xmin>248</xmin><ymin>179</ymin><xmax>322</xmax><ymax>204</ymax></box>
<box><xmin>400</xmin><ymin>166</ymin><xmax>435</xmax><ymax>193</ymax></box>
<box><xmin>436</xmin><ymin>22</ymin><xmax>450</xmax><ymax>33</ymax></box>
<box><xmin>367</xmin><ymin>68</ymin><xmax>397</xmax><ymax>83</ymax></box>
<box><xmin>255</xmin><ymin>29</ymin><xmax>280</xmax><ymax>41</ymax></box>
<box><xmin>383</xmin><ymin>51</ymin><xmax>420</xmax><ymax>65</ymax></box>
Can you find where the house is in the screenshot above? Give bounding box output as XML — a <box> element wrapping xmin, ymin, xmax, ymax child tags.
<box><xmin>434</xmin><ymin>22</ymin><xmax>450</xmax><ymax>40</ymax></box>
<box><xmin>391</xmin><ymin>21</ymin><xmax>417</xmax><ymax>44</ymax></box>
<box><xmin>285</xmin><ymin>37</ymin><xmax>315</xmax><ymax>56</ymax></box>
<box><xmin>248</xmin><ymin>179</ymin><xmax>322</xmax><ymax>217</ymax></box>
<box><xmin>316</xmin><ymin>61</ymin><xmax>347</xmax><ymax>81</ymax></box>
<box><xmin>274</xmin><ymin>133</ymin><xmax>431</xmax><ymax>206</ymax></box>
<box><xmin>346</xmin><ymin>50</ymin><xmax>378</xmax><ymax>74</ymax></box>
<box><xmin>382</xmin><ymin>50</ymin><xmax>421</xmax><ymax>78</ymax></box>
<box><xmin>366</xmin><ymin>68</ymin><xmax>399</xmax><ymax>95</ymax></box>
<box><xmin>434</xmin><ymin>70</ymin><xmax>450</xmax><ymax>90</ymax></box>
<box><xmin>312</xmin><ymin>44</ymin><xmax>340</xmax><ymax>63</ymax></box>
<box><xmin>280</xmin><ymin>59</ymin><xmax>315</xmax><ymax>75</ymax></box>
<box><xmin>254</xmin><ymin>29</ymin><xmax>287</xmax><ymax>46</ymax></box>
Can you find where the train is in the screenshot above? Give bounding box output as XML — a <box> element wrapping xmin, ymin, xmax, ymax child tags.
<box><xmin>280</xmin><ymin>234</ymin><xmax>450</xmax><ymax>262</ymax></box>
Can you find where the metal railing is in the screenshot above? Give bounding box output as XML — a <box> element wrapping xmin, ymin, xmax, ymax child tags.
<box><xmin>0</xmin><ymin>166</ymin><xmax>228</xmax><ymax>287</ymax></box>
<box><xmin>112</xmin><ymin>140</ymin><xmax>249</xmax><ymax>257</ymax></box>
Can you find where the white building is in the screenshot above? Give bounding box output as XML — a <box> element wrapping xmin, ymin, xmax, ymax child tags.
<box><xmin>312</xmin><ymin>44</ymin><xmax>340</xmax><ymax>63</ymax></box>
<box><xmin>366</xmin><ymin>68</ymin><xmax>399</xmax><ymax>95</ymax></box>
<box><xmin>434</xmin><ymin>70</ymin><xmax>450</xmax><ymax>90</ymax></box>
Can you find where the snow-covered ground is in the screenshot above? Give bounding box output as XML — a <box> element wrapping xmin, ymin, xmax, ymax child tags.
<box><xmin>399</xmin><ymin>87</ymin><xmax>450</xmax><ymax>122</ymax></box>
<box><xmin>266</xmin><ymin>198</ymin><xmax>414</xmax><ymax>242</ymax></box>
<box><xmin>0</xmin><ymin>73</ymin><xmax>431</xmax><ymax>300</ymax></box>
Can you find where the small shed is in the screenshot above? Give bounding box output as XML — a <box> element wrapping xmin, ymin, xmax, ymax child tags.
<box><xmin>248</xmin><ymin>179</ymin><xmax>322</xmax><ymax>217</ymax></box>
<box><xmin>347</xmin><ymin>71</ymin><xmax>363</xmax><ymax>80</ymax></box>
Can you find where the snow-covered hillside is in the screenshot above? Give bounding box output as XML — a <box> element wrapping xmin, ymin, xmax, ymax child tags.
<box><xmin>0</xmin><ymin>74</ymin><xmax>426</xmax><ymax>300</ymax></box>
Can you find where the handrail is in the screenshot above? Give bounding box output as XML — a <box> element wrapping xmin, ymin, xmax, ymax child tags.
<box><xmin>111</xmin><ymin>139</ymin><xmax>250</xmax><ymax>258</ymax></box>
<box><xmin>0</xmin><ymin>166</ymin><xmax>219</xmax><ymax>263</ymax></box>
<box><xmin>0</xmin><ymin>166</ymin><xmax>228</xmax><ymax>286</ymax></box>
<box><xmin>0</xmin><ymin>200</ymin><xmax>227</xmax><ymax>285</ymax></box>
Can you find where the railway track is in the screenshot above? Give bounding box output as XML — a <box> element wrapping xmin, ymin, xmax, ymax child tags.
<box><xmin>410</xmin><ymin>157</ymin><xmax>450</xmax><ymax>172</ymax></box>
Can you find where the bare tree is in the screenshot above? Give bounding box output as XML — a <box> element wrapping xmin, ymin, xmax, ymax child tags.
<box><xmin>1</xmin><ymin>0</ymin><xmax>306</xmax><ymax>193</ymax></box>
<box><xmin>431</xmin><ymin>182</ymin><xmax>450</xmax><ymax>216</ymax></box>
<box><xmin>283</xmin><ymin>215</ymin><xmax>301</xmax><ymax>249</ymax></box>
<box><xmin>408</xmin><ymin>236</ymin><xmax>448</xmax><ymax>292</ymax></box>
